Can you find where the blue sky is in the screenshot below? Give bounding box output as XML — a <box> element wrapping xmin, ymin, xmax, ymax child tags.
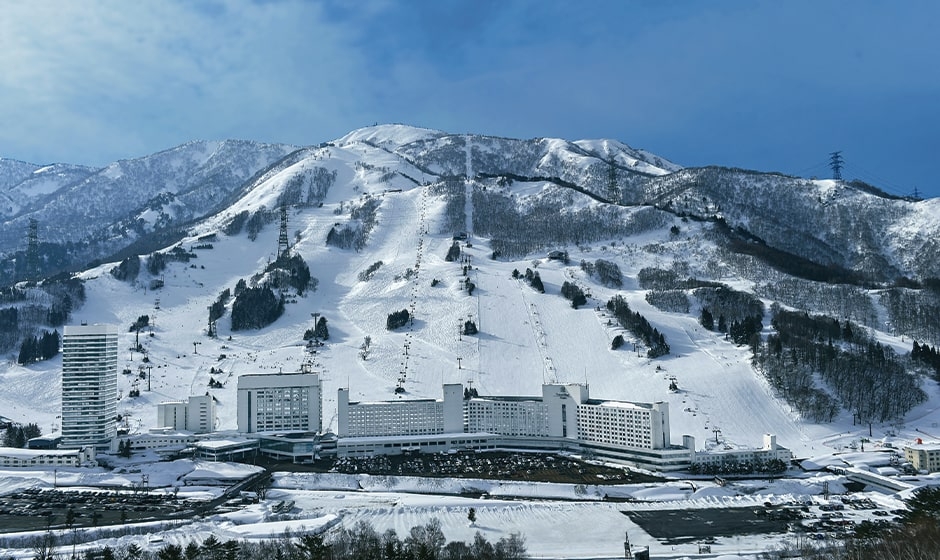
<box><xmin>2</xmin><ymin>0</ymin><xmax>937</xmax><ymax>197</ymax></box>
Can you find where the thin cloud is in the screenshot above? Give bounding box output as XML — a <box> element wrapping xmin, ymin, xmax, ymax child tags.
<box><xmin>0</xmin><ymin>0</ymin><xmax>936</xmax><ymax>196</ymax></box>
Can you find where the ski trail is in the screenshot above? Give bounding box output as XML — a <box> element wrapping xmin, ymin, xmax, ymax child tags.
<box><xmin>464</xmin><ymin>135</ymin><xmax>474</xmax><ymax>238</ymax></box>
<box><xmin>465</xmin><ymin>134</ymin><xmax>473</xmax><ymax>181</ymax></box>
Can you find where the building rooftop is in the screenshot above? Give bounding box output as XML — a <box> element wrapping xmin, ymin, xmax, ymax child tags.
<box><xmin>471</xmin><ymin>395</ymin><xmax>543</xmax><ymax>403</ymax></box>
<box><xmin>587</xmin><ymin>399</ymin><xmax>653</xmax><ymax>410</ymax></box>
<box><xmin>0</xmin><ymin>447</ymin><xmax>86</xmax><ymax>458</ymax></box>
<box><xmin>906</xmin><ymin>442</ymin><xmax>940</xmax><ymax>451</ymax></box>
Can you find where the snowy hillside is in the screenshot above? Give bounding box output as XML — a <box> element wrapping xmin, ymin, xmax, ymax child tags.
<box><xmin>2</xmin><ymin>124</ymin><xmax>939</xmax><ymax>465</ymax></box>
<box><xmin>0</xmin><ymin>141</ymin><xmax>299</xmax><ymax>283</ymax></box>
<box><xmin>0</xmin><ymin>161</ymin><xmax>98</xmax><ymax>217</ymax></box>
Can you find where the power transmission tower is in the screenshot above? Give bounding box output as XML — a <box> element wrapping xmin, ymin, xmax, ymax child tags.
<box><xmin>607</xmin><ymin>159</ymin><xmax>618</xmax><ymax>202</ymax></box>
<box><xmin>25</xmin><ymin>218</ymin><xmax>40</xmax><ymax>281</ymax></box>
<box><xmin>828</xmin><ymin>151</ymin><xmax>844</xmax><ymax>181</ymax></box>
<box><xmin>277</xmin><ymin>204</ymin><xmax>290</xmax><ymax>259</ymax></box>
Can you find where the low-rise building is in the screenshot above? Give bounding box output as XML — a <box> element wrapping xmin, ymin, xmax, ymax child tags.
<box><xmin>689</xmin><ymin>434</ymin><xmax>793</xmax><ymax>470</ymax></box>
<box><xmin>0</xmin><ymin>446</ymin><xmax>96</xmax><ymax>467</ymax></box>
<box><xmin>193</xmin><ymin>438</ymin><xmax>259</xmax><ymax>462</ymax></box>
<box><xmin>904</xmin><ymin>441</ymin><xmax>940</xmax><ymax>472</ymax></box>
<box><xmin>157</xmin><ymin>394</ymin><xmax>216</xmax><ymax>434</ymax></box>
<box><xmin>110</xmin><ymin>428</ymin><xmax>198</xmax><ymax>457</ymax></box>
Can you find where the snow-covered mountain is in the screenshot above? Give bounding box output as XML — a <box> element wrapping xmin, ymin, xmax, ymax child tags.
<box><xmin>2</xmin><ymin>124</ymin><xmax>940</xmax><ymax>463</ymax></box>
<box><xmin>0</xmin><ymin>140</ymin><xmax>299</xmax><ymax>281</ymax></box>
<box><xmin>3</xmin><ymin>126</ymin><xmax>936</xmax><ymax>284</ymax></box>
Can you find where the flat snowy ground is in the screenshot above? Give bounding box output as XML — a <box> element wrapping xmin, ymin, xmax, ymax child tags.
<box><xmin>0</xmin><ymin>460</ymin><xmax>933</xmax><ymax>559</ymax></box>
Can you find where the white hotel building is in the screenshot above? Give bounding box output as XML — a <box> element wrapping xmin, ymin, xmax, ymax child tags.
<box><xmin>229</xmin><ymin>374</ymin><xmax>787</xmax><ymax>472</ymax></box>
<box><xmin>339</xmin><ymin>384</ymin><xmax>464</xmax><ymax>437</ymax></box>
<box><xmin>337</xmin><ymin>383</ymin><xmax>690</xmax><ymax>471</ymax></box>
<box><xmin>157</xmin><ymin>394</ymin><xmax>216</xmax><ymax>434</ymax></box>
<box><xmin>237</xmin><ymin>372</ymin><xmax>321</xmax><ymax>434</ymax></box>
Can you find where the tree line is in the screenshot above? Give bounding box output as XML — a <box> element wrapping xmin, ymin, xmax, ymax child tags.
<box><xmin>17</xmin><ymin>329</ymin><xmax>59</xmax><ymax>365</ymax></box>
<box><xmin>24</xmin><ymin>518</ymin><xmax>528</xmax><ymax>560</ymax></box>
<box><xmin>912</xmin><ymin>340</ymin><xmax>940</xmax><ymax>378</ymax></box>
<box><xmin>513</xmin><ymin>268</ymin><xmax>544</xmax><ymax>293</ymax></box>
<box><xmin>754</xmin><ymin>307</ymin><xmax>926</xmax><ymax>424</ymax></box>
<box><xmin>472</xmin><ymin>188</ymin><xmax>668</xmax><ymax>259</ymax></box>
<box><xmin>3</xmin><ymin>422</ymin><xmax>41</xmax><ymax>448</ymax></box>
<box><xmin>0</xmin><ymin>275</ymin><xmax>83</xmax><ymax>355</ymax></box>
<box><xmin>606</xmin><ymin>295</ymin><xmax>669</xmax><ymax>358</ymax></box>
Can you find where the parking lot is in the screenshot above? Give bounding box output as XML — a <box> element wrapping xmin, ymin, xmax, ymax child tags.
<box><xmin>268</xmin><ymin>451</ymin><xmax>664</xmax><ymax>485</ymax></box>
<box><xmin>623</xmin><ymin>495</ymin><xmax>906</xmax><ymax>546</ymax></box>
<box><xmin>623</xmin><ymin>506</ymin><xmax>798</xmax><ymax>544</ymax></box>
<box><xmin>0</xmin><ymin>487</ymin><xmax>195</xmax><ymax>533</ymax></box>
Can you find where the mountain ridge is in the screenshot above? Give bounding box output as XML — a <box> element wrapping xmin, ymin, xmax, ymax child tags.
<box><xmin>1</xmin><ymin>125</ymin><xmax>939</xmax><ymax>461</ymax></box>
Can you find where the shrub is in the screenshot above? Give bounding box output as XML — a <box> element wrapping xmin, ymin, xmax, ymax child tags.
<box><xmin>110</xmin><ymin>256</ymin><xmax>140</xmax><ymax>282</ymax></box>
<box><xmin>387</xmin><ymin>309</ymin><xmax>410</xmax><ymax>330</ymax></box>
<box><xmin>358</xmin><ymin>261</ymin><xmax>384</xmax><ymax>282</ymax></box>
<box><xmin>611</xmin><ymin>334</ymin><xmax>625</xmax><ymax>350</ymax></box>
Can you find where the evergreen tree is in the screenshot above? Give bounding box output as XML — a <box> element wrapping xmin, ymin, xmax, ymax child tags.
<box><xmin>314</xmin><ymin>316</ymin><xmax>329</xmax><ymax>340</ymax></box>
<box><xmin>295</xmin><ymin>534</ymin><xmax>329</xmax><ymax>560</ymax></box>
<box><xmin>147</xmin><ymin>251</ymin><xmax>168</xmax><ymax>276</ymax></box>
<box><xmin>231</xmin><ymin>286</ymin><xmax>284</xmax><ymax>330</ymax></box>
<box><xmin>17</xmin><ymin>336</ymin><xmax>36</xmax><ymax>364</ymax></box>
<box><xmin>110</xmin><ymin>255</ymin><xmax>141</xmax><ymax>282</ymax></box>
<box><xmin>529</xmin><ymin>273</ymin><xmax>545</xmax><ymax>293</ymax></box>
<box><xmin>157</xmin><ymin>544</ymin><xmax>184</xmax><ymax>560</ymax></box>
<box><xmin>901</xmin><ymin>485</ymin><xmax>940</xmax><ymax>524</ymax></box>
<box><xmin>40</xmin><ymin>330</ymin><xmax>60</xmax><ymax>360</ymax></box>
<box><xmin>445</xmin><ymin>241</ymin><xmax>461</xmax><ymax>262</ymax></box>
<box><xmin>700</xmin><ymin>308</ymin><xmax>714</xmax><ymax>330</ymax></box>
<box><xmin>17</xmin><ymin>330</ymin><xmax>61</xmax><ymax>364</ymax></box>
<box><xmin>560</xmin><ymin>281</ymin><xmax>587</xmax><ymax>308</ymax></box>
<box><xmin>2</xmin><ymin>425</ymin><xmax>16</xmax><ymax>447</ymax></box>
<box><xmin>22</xmin><ymin>423</ymin><xmax>41</xmax><ymax>441</ymax></box>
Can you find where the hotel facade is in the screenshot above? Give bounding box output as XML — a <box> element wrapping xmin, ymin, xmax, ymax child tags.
<box><xmin>236</xmin><ymin>372</ymin><xmax>322</xmax><ymax>434</ymax></box>
<box><xmin>336</xmin><ymin>383</ymin><xmax>692</xmax><ymax>471</ymax></box>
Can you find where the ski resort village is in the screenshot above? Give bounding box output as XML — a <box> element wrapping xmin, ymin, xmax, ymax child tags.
<box><xmin>1</xmin><ymin>126</ymin><xmax>940</xmax><ymax>559</ymax></box>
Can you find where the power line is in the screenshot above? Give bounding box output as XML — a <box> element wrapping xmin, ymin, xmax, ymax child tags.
<box><xmin>840</xmin><ymin>162</ymin><xmax>909</xmax><ymax>196</ymax></box>
<box><xmin>790</xmin><ymin>160</ymin><xmax>832</xmax><ymax>177</ymax></box>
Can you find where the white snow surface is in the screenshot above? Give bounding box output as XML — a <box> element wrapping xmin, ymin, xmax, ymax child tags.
<box><xmin>0</xmin><ymin>139</ymin><xmax>938</xmax><ymax>558</ymax></box>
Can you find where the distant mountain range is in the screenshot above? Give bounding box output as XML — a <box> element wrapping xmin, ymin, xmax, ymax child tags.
<box><xmin>2</xmin><ymin>126</ymin><xmax>936</xmax><ymax>287</ymax></box>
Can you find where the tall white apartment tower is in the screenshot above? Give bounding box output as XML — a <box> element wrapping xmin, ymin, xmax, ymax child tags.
<box><xmin>61</xmin><ymin>324</ymin><xmax>119</xmax><ymax>449</ymax></box>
